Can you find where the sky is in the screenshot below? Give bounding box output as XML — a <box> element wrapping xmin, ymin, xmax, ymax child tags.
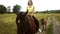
<box><xmin>0</xmin><ymin>0</ymin><xmax>60</xmax><ymax>12</ymax></box>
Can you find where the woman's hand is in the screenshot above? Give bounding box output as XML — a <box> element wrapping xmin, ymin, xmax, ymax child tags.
<box><xmin>31</xmin><ymin>12</ymin><xmax>34</xmax><ymax>16</ymax></box>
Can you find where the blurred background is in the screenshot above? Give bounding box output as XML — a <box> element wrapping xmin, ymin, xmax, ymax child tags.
<box><xmin>0</xmin><ymin>0</ymin><xmax>60</xmax><ymax>34</ymax></box>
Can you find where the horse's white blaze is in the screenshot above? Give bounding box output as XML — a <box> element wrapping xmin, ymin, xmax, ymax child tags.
<box><xmin>18</xmin><ymin>19</ymin><xmax>20</xmax><ymax>23</ymax></box>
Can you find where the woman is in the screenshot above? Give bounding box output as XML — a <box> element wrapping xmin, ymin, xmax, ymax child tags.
<box><xmin>26</xmin><ymin>0</ymin><xmax>39</xmax><ymax>33</ymax></box>
<box><xmin>27</xmin><ymin>0</ymin><xmax>34</xmax><ymax>17</ymax></box>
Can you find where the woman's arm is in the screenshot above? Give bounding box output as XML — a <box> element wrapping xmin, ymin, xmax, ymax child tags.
<box><xmin>32</xmin><ymin>7</ymin><xmax>35</xmax><ymax>16</ymax></box>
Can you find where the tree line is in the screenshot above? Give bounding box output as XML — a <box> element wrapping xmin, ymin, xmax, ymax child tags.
<box><xmin>39</xmin><ymin>10</ymin><xmax>60</xmax><ymax>13</ymax></box>
<box><xmin>0</xmin><ymin>5</ymin><xmax>21</xmax><ymax>14</ymax></box>
<box><xmin>0</xmin><ymin>4</ymin><xmax>60</xmax><ymax>14</ymax></box>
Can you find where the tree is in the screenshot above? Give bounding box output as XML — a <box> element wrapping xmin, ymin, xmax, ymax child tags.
<box><xmin>0</xmin><ymin>5</ymin><xmax>7</xmax><ymax>13</ymax></box>
<box><xmin>13</xmin><ymin>5</ymin><xmax>21</xmax><ymax>13</ymax></box>
<box><xmin>7</xmin><ymin>6</ymin><xmax>11</xmax><ymax>12</ymax></box>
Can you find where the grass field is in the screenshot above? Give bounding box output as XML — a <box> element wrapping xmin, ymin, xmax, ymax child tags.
<box><xmin>0</xmin><ymin>13</ymin><xmax>60</xmax><ymax>34</ymax></box>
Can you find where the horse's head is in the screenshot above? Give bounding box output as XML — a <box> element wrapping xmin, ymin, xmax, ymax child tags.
<box><xmin>16</xmin><ymin>10</ymin><xmax>28</xmax><ymax>24</ymax></box>
<box><xmin>16</xmin><ymin>11</ymin><xmax>30</xmax><ymax>33</ymax></box>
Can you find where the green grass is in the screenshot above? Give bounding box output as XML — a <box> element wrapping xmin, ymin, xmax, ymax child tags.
<box><xmin>46</xmin><ymin>22</ymin><xmax>53</xmax><ymax>34</ymax></box>
<box><xmin>0</xmin><ymin>13</ymin><xmax>17</xmax><ymax>34</ymax></box>
<box><xmin>0</xmin><ymin>13</ymin><xmax>60</xmax><ymax>34</ymax></box>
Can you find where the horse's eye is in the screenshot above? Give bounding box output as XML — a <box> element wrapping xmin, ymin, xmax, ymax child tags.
<box><xmin>18</xmin><ymin>19</ymin><xmax>20</xmax><ymax>23</ymax></box>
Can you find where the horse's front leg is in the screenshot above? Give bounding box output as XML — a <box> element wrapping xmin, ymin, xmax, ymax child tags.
<box><xmin>44</xmin><ymin>24</ymin><xmax>47</xmax><ymax>31</ymax></box>
<box><xmin>17</xmin><ymin>27</ymin><xmax>25</xmax><ymax>34</ymax></box>
<box><xmin>43</xmin><ymin>24</ymin><xmax>46</xmax><ymax>31</ymax></box>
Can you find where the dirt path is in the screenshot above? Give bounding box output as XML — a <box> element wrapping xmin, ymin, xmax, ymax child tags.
<box><xmin>52</xmin><ymin>17</ymin><xmax>60</xmax><ymax>34</ymax></box>
<box><xmin>35</xmin><ymin>17</ymin><xmax>51</xmax><ymax>34</ymax></box>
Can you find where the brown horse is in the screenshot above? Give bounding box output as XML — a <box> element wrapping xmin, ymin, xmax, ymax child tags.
<box><xmin>41</xmin><ymin>18</ymin><xmax>47</xmax><ymax>31</ymax></box>
<box><xmin>16</xmin><ymin>11</ymin><xmax>39</xmax><ymax>34</ymax></box>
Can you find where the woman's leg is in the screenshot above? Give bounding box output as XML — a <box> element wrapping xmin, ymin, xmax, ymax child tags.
<box><xmin>32</xmin><ymin>16</ymin><xmax>39</xmax><ymax>29</ymax></box>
